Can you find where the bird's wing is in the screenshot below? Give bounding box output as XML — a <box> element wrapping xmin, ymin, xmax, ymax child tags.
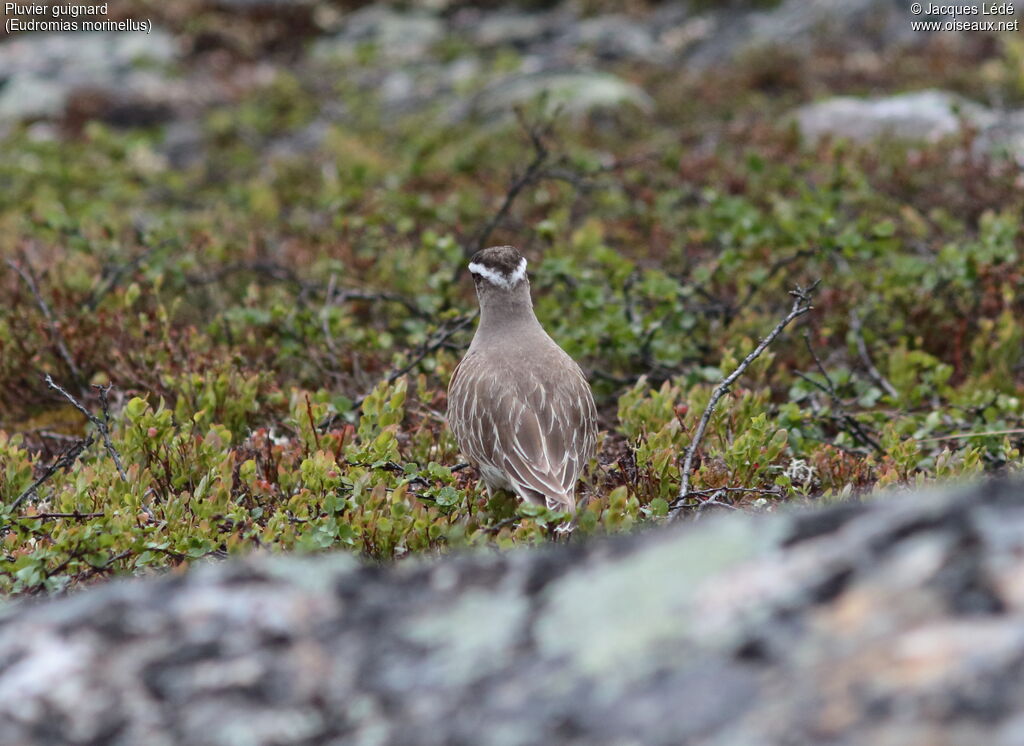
<box><xmin>449</xmin><ymin>352</ymin><xmax>596</xmax><ymax>507</ymax></box>
<box><xmin>447</xmin><ymin>352</ymin><xmax>494</xmax><ymax>469</ymax></box>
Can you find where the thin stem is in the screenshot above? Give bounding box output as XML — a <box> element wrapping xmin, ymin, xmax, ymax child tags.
<box><xmin>9</xmin><ymin>436</ymin><xmax>94</xmax><ymax>512</ymax></box>
<box><xmin>44</xmin><ymin>375</ymin><xmax>128</xmax><ymax>482</ymax></box>
<box><xmin>669</xmin><ymin>282</ymin><xmax>818</xmax><ymax>519</ymax></box>
<box><xmin>850</xmin><ymin>309</ymin><xmax>898</xmax><ymax>399</ymax></box>
<box><xmin>7</xmin><ymin>258</ymin><xmax>82</xmax><ymax>389</ymax></box>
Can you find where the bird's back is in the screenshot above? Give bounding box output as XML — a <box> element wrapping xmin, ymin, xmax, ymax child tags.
<box><xmin>448</xmin><ymin>329</ymin><xmax>597</xmax><ymax>510</ymax></box>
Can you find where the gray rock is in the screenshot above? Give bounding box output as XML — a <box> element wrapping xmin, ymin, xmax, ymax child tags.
<box><xmin>160</xmin><ymin>120</ymin><xmax>206</xmax><ymax>169</ymax></box>
<box><xmin>265</xmin><ymin>119</ymin><xmax>332</xmax><ymax>159</ymax></box>
<box><xmin>0</xmin><ymin>30</ymin><xmax>176</xmax><ymax>78</ymax></box>
<box><xmin>210</xmin><ymin>0</ymin><xmax>317</xmax><ymax>8</ymax></box>
<box><xmin>573</xmin><ymin>14</ymin><xmax>665</xmax><ymax>63</ymax></box>
<box><xmin>0</xmin><ymin>30</ymin><xmax>179</xmax><ymax>124</ymax></box>
<box><xmin>791</xmin><ymin>89</ymin><xmax>1024</xmax><ymax>164</ymax></box>
<box><xmin>580</xmin><ymin>0</ymin><xmax>1020</xmax><ymax>69</ymax></box>
<box><xmin>312</xmin><ymin>7</ymin><xmax>445</xmax><ymax>62</ymax></box>
<box><xmin>465</xmin><ymin>70</ymin><xmax>654</xmax><ymax>122</ymax></box>
<box><xmin>463</xmin><ymin>8</ymin><xmax>567</xmax><ymax>49</ymax></box>
<box><xmin>745</xmin><ymin>0</ymin><xmax>914</xmax><ymax>51</ymax></box>
<box><xmin>976</xmin><ymin>109</ymin><xmax>1024</xmax><ymax>165</ymax></box>
<box><xmin>0</xmin><ymin>75</ymin><xmax>68</xmax><ymax>121</ymax></box>
<box><xmin>793</xmin><ymin>89</ymin><xmax>996</xmax><ymax>143</ymax></box>
<box><xmin>2</xmin><ymin>479</ymin><xmax>1024</xmax><ymax>745</ymax></box>
<box><xmin>454</xmin><ymin>6</ymin><xmax>679</xmax><ymax>65</ymax></box>
<box><xmin>683</xmin><ymin>0</ymin><xmax>929</xmax><ymax>69</ymax></box>
<box><xmin>379</xmin><ymin>69</ymin><xmax>417</xmax><ymax>107</ymax></box>
<box><xmin>443</xmin><ymin>56</ymin><xmax>482</xmax><ymax>88</ymax></box>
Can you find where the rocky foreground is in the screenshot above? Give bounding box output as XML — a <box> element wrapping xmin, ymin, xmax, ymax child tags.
<box><xmin>1</xmin><ymin>479</ymin><xmax>1022</xmax><ymax>745</ymax></box>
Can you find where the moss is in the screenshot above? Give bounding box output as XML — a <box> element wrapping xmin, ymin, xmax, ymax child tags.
<box><xmin>401</xmin><ymin>589</ymin><xmax>529</xmax><ymax>685</ymax></box>
<box><xmin>535</xmin><ymin>517</ymin><xmax>779</xmax><ymax>676</ymax></box>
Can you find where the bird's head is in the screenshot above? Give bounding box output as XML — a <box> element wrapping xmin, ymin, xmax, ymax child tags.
<box><xmin>468</xmin><ymin>245</ymin><xmax>529</xmax><ymax>296</ymax></box>
<box><xmin>467</xmin><ymin>245</ymin><xmax>538</xmax><ymax>326</ymax></box>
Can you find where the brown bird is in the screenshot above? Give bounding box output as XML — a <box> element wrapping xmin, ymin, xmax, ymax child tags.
<box><xmin>447</xmin><ymin>245</ymin><xmax>597</xmax><ymax>518</ymax></box>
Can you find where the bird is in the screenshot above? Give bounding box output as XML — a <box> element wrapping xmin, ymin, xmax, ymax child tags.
<box><xmin>447</xmin><ymin>245</ymin><xmax>598</xmax><ymax>521</ymax></box>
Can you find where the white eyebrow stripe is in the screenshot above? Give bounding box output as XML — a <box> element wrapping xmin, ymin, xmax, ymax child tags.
<box><xmin>468</xmin><ymin>257</ymin><xmax>528</xmax><ymax>289</ymax></box>
<box><xmin>508</xmin><ymin>256</ymin><xmax>528</xmax><ymax>284</ymax></box>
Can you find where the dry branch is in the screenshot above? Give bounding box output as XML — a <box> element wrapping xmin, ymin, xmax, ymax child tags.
<box><xmin>186</xmin><ymin>261</ymin><xmax>431</xmax><ymax>319</ymax></box>
<box><xmin>7</xmin><ymin>258</ymin><xmax>82</xmax><ymax>389</ymax></box>
<box><xmin>318</xmin><ymin>312</ymin><xmax>479</xmax><ymax>430</ymax></box>
<box><xmin>799</xmin><ymin>332</ymin><xmax>884</xmax><ymax>454</ymax></box>
<box><xmin>849</xmin><ymin>310</ymin><xmax>898</xmax><ymax>400</ymax></box>
<box><xmin>462</xmin><ymin>107</ymin><xmax>557</xmax><ymax>260</ymax></box>
<box><xmin>355</xmin><ymin>313</ymin><xmax>477</xmax><ymax>408</ymax></box>
<box><xmin>21</xmin><ymin>511</ymin><xmax>105</xmax><ymax>520</ymax></box>
<box><xmin>9</xmin><ymin>436</ymin><xmax>95</xmax><ymax>512</ymax></box>
<box><xmin>43</xmin><ymin>375</ymin><xmax>128</xmax><ymax>483</ymax></box>
<box><xmin>668</xmin><ymin>283</ymin><xmax>818</xmax><ymax>520</ymax></box>
<box><xmin>84</xmin><ymin>234</ymin><xmax>170</xmax><ymax>311</ymax></box>
<box><xmin>916</xmin><ymin>428</ymin><xmax>1024</xmax><ymax>443</ymax></box>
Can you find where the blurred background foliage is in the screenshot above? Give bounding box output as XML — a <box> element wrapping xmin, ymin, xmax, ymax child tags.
<box><xmin>0</xmin><ymin>0</ymin><xmax>1022</xmax><ymax>594</ymax></box>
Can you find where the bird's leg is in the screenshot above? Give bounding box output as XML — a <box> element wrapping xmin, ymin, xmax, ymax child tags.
<box><xmin>553</xmin><ymin>520</ymin><xmax>576</xmax><ymax>536</ymax></box>
<box><xmin>543</xmin><ymin>496</ymin><xmax>577</xmax><ymax>537</ymax></box>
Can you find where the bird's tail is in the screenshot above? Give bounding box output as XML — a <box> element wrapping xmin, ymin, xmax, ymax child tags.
<box><xmin>545</xmin><ymin>492</ymin><xmax>576</xmax><ymax>515</ymax></box>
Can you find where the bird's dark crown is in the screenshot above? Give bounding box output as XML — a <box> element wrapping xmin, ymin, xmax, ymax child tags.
<box><xmin>468</xmin><ymin>246</ymin><xmax>528</xmax><ymax>289</ymax></box>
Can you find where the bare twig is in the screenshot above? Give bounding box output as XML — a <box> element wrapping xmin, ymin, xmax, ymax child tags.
<box><xmin>691</xmin><ymin>496</ymin><xmax>742</xmax><ymax>513</ymax></box>
<box><xmin>76</xmin><ymin>549</ymin><xmax>134</xmax><ymax>584</ymax></box>
<box><xmin>9</xmin><ymin>436</ymin><xmax>95</xmax><ymax>512</ymax></box>
<box><xmin>622</xmin><ymin>270</ymin><xmax>642</xmax><ymax>327</ymax></box>
<box><xmin>540</xmin><ymin>151</ymin><xmax>657</xmax><ymax>189</ymax></box>
<box><xmin>331</xmin><ymin>287</ymin><xmax>429</xmax><ymax>318</ymax></box>
<box><xmin>849</xmin><ymin>310</ymin><xmax>898</xmax><ymax>399</ymax></box>
<box><xmin>392</xmin><ymin>313</ymin><xmax>474</xmax><ymax>383</ymax></box>
<box><xmin>732</xmin><ymin>249</ymin><xmax>818</xmax><ymax>321</ymax></box>
<box><xmin>669</xmin><ymin>283</ymin><xmax>818</xmax><ymax>519</ymax></box>
<box><xmin>44</xmin><ymin>375</ymin><xmax>128</xmax><ymax>482</ymax></box>
<box><xmin>84</xmin><ymin>234</ymin><xmax>171</xmax><ymax>311</ymax></box>
<box><xmin>355</xmin><ymin>313</ymin><xmax>477</xmax><ymax>407</ymax></box>
<box><xmin>482</xmin><ymin>516</ymin><xmax>519</xmax><ymax>534</ymax></box>
<box><xmin>21</xmin><ymin>511</ymin><xmax>105</xmax><ymax>521</ymax></box>
<box><xmin>321</xmin><ymin>273</ymin><xmax>342</xmax><ymax>358</ymax></box>
<box><xmin>18</xmin><ymin>429</ymin><xmax>81</xmax><ymax>443</ymax></box>
<box><xmin>304</xmin><ymin>393</ymin><xmax>322</xmax><ymax>452</ymax></box>
<box><xmin>186</xmin><ymin>261</ymin><xmax>430</xmax><ymax>318</ymax></box>
<box><xmin>688</xmin><ymin>486</ymin><xmax>784</xmax><ymax>498</ymax></box>
<box><xmin>319</xmin><ymin>313</ymin><xmax>479</xmax><ymax>430</ymax></box>
<box><xmin>187</xmin><ymin>260</ymin><xmax>304</xmax><ymax>287</ymax></box>
<box><xmin>793</xmin><ymin>370</ymin><xmax>874</xmax><ymax>453</ymax></box>
<box><xmin>916</xmin><ymin>427</ymin><xmax>1024</xmax><ymax>443</ymax></box>
<box><xmin>462</xmin><ymin>107</ymin><xmax>558</xmax><ymax>260</ymax></box>
<box><xmin>677</xmin><ymin>486</ymin><xmax>786</xmax><ymax>517</ymax></box>
<box><xmin>7</xmin><ymin>259</ymin><xmax>82</xmax><ymax>389</ymax></box>
<box><xmin>800</xmin><ymin>333</ymin><xmax>884</xmax><ymax>454</ymax></box>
